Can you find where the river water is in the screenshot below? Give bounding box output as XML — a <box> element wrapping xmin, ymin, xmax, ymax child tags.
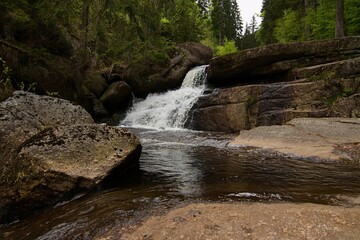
<box><xmin>2</xmin><ymin>128</ymin><xmax>360</xmax><ymax>239</ymax></box>
<box><xmin>2</xmin><ymin>66</ymin><xmax>360</xmax><ymax>239</ymax></box>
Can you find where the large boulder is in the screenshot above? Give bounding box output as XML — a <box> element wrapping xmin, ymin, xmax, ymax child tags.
<box><xmin>0</xmin><ymin>91</ymin><xmax>141</xmax><ymax>224</ymax></box>
<box><xmin>123</xmin><ymin>42</ymin><xmax>213</xmax><ymax>97</ymax></box>
<box><xmin>0</xmin><ymin>91</ymin><xmax>94</xmax><ymax>167</ymax></box>
<box><xmin>83</xmin><ymin>73</ymin><xmax>109</xmax><ymax>98</ymax></box>
<box><xmin>0</xmin><ymin>124</ymin><xmax>141</xmax><ymax>224</ymax></box>
<box><xmin>208</xmin><ymin>37</ymin><xmax>360</xmax><ymax>86</ymax></box>
<box><xmin>188</xmin><ymin>78</ymin><xmax>360</xmax><ymax>132</ymax></box>
<box><xmin>100</xmin><ymin>81</ymin><xmax>132</xmax><ymax>113</ymax></box>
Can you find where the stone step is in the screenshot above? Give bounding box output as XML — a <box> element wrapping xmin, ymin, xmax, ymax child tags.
<box><xmin>289</xmin><ymin>57</ymin><xmax>360</xmax><ymax>81</ymax></box>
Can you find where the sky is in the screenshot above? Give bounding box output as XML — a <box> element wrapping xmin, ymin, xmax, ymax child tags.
<box><xmin>237</xmin><ymin>0</ymin><xmax>263</xmax><ymax>26</ymax></box>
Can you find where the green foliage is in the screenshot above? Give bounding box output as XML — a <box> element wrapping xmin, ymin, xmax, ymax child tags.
<box><xmin>46</xmin><ymin>91</ymin><xmax>60</xmax><ymax>97</ymax></box>
<box><xmin>211</xmin><ymin>0</ymin><xmax>242</xmax><ymax>45</ymax></box>
<box><xmin>161</xmin><ymin>0</ymin><xmax>205</xmax><ymax>43</ymax></box>
<box><xmin>259</xmin><ymin>0</ymin><xmax>360</xmax><ymax>44</ymax></box>
<box><xmin>257</xmin><ymin>0</ymin><xmax>303</xmax><ymax>44</ymax></box>
<box><xmin>0</xmin><ymin>57</ymin><xmax>11</xmax><ymax>85</ymax></box>
<box><xmin>0</xmin><ymin>0</ymin><xmax>243</xmax><ymax>73</ymax></box>
<box><xmin>239</xmin><ymin>16</ymin><xmax>260</xmax><ymax>50</ymax></box>
<box><xmin>215</xmin><ymin>39</ymin><xmax>237</xmax><ymax>56</ymax></box>
<box><xmin>341</xmin><ymin>87</ymin><xmax>356</xmax><ymax>97</ymax></box>
<box><xmin>345</xmin><ymin>0</ymin><xmax>360</xmax><ymax>35</ymax></box>
<box><xmin>307</xmin><ymin>0</ymin><xmax>336</xmax><ymax>39</ymax></box>
<box><xmin>274</xmin><ymin>9</ymin><xmax>304</xmax><ymax>43</ymax></box>
<box><xmin>308</xmin><ymin>70</ymin><xmax>336</xmax><ymax>82</ymax></box>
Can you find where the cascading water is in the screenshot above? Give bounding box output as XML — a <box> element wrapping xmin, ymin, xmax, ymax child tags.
<box><xmin>121</xmin><ymin>65</ymin><xmax>208</xmax><ymax>129</ymax></box>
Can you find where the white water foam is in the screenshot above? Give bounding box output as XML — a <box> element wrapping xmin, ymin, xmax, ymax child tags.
<box><xmin>121</xmin><ymin>65</ymin><xmax>208</xmax><ymax>130</ymax></box>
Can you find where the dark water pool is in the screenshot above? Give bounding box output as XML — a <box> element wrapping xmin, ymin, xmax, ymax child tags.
<box><xmin>1</xmin><ymin>128</ymin><xmax>360</xmax><ymax>239</ymax></box>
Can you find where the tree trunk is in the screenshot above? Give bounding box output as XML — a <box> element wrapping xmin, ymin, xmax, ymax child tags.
<box><xmin>304</xmin><ymin>0</ymin><xmax>311</xmax><ymax>40</ymax></box>
<box><xmin>335</xmin><ymin>0</ymin><xmax>344</xmax><ymax>38</ymax></box>
<box><xmin>81</xmin><ymin>2</ymin><xmax>90</xmax><ymax>50</ymax></box>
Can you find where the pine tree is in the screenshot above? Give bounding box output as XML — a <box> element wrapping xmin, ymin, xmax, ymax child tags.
<box><xmin>239</xmin><ymin>15</ymin><xmax>259</xmax><ymax>50</ymax></box>
<box><xmin>257</xmin><ymin>0</ymin><xmax>303</xmax><ymax>44</ymax></box>
<box><xmin>211</xmin><ymin>0</ymin><xmax>242</xmax><ymax>45</ymax></box>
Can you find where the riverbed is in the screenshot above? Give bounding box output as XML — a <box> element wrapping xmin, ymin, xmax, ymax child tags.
<box><xmin>1</xmin><ymin>128</ymin><xmax>360</xmax><ymax>239</ymax></box>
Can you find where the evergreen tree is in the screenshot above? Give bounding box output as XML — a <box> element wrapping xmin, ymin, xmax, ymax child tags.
<box><xmin>257</xmin><ymin>0</ymin><xmax>302</xmax><ymax>44</ymax></box>
<box><xmin>196</xmin><ymin>0</ymin><xmax>211</xmax><ymax>15</ymax></box>
<box><xmin>259</xmin><ymin>0</ymin><xmax>359</xmax><ymax>44</ymax></box>
<box><xmin>211</xmin><ymin>0</ymin><xmax>242</xmax><ymax>45</ymax></box>
<box><xmin>239</xmin><ymin>15</ymin><xmax>259</xmax><ymax>50</ymax></box>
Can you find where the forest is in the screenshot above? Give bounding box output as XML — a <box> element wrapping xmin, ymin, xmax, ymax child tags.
<box><xmin>0</xmin><ymin>0</ymin><xmax>359</xmax><ymax>100</ymax></box>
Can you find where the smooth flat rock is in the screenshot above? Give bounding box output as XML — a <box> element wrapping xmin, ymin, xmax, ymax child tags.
<box><xmin>115</xmin><ymin>203</ymin><xmax>360</xmax><ymax>240</ymax></box>
<box><xmin>230</xmin><ymin>118</ymin><xmax>360</xmax><ymax>161</ymax></box>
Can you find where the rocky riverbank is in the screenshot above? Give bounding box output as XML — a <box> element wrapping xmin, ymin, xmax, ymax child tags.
<box><xmin>102</xmin><ymin>202</ymin><xmax>360</xmax><ymax>240</ymax></box>
<box><xmin>188</xmin><ymin>37</ymin><xmax>360</xmax><ymax>132</ymax></box>
<box><xmin>230</xmin><ymin>118</ymin><xmax>360</xmax><ymax>161</ymax></box>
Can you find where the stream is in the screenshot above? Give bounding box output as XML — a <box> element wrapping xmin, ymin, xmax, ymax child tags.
<box><xmin>2</xmin><ymin>128</ymin><xmax>360</xmax><ymax>239</ymax></box>
<box><xmin>1</xmin><ymin>66</ymin><xmax>360</xmax><ymax>239</ymax></box>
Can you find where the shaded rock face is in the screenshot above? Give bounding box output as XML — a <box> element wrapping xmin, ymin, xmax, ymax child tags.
<box><xmin>0</xmin><ymin>82</ymin><xmax>14</xmax><ymax>102</ymax></box>
<box><xmin>0</xmin><ymin>41</ymin><xmax>79</xmax><ymax>101</ymax></box>
<box><xmin>83</xmin><ymin>73</ymin><xmax>109</xmax><ymax>98</ymax></box>
<box><xmin>100</xmin><ymin>81</ymin><xmax>132</xmax><ymax>113</ymax></box>
<box><xmin>0</xmin><ymin>91</ymin><xmax>141</xmax><ymax>224</ymax></box>
<box><xmin>189</xmin><ymin>78</ymin><xmax>360</xmax><ymax>132</ymax></box>
<box><xmin>123</xmin><ymin>42</ymin><xmax>213</xmax><ymax>97</ymax></box>
<box><xmin>208</xmin><ymin>37</ymin><xmax>360</xmax><ymax>86</ymax></box>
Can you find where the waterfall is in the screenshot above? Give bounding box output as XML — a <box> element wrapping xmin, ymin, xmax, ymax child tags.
<box><xmin>121</xmin><ymin>65</ymin><xmax>208</xmax><ymax>130</ymax></box>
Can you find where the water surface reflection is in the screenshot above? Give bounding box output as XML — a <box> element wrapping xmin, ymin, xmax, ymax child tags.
<box><xmin>1</xmin><ymin>129</ymin><xmax>360</xmax><ymax>239</ymax></box>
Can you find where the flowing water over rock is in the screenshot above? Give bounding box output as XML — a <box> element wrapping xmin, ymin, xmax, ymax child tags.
<box><xmin>122</xmin><ymin>65</ymin><xmax>208</xmax><ymax>129</ymax></box>
<box><xmin>1</xmin><ymin>66</ymin><xmax>360</xmax><ymax>239</ymax></box>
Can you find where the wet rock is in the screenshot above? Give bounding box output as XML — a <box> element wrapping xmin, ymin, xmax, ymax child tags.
<box><xmin>108</xmin><ymin>62</ymin><xmax>126</xmax><ymax>84</ymax></box>
<box><xmin>189</xmin><ymin>78</ymin><xmax>359</xmax><ymax>132</ymax></box>
<box><xmin>230</xmin><ymin>118</ymin><xmax>360</xmax><ymax>161</ymax></box>
<box><xmin>100</xmin><ymin>81</ymin><xmax>132</xmax><ymax>113</ymax></box>
<box><xmin>123</xmin><ymin>42</ymin><xmax>213</xmax><ymax>97</ymax></box>
<box><xmin>118</xmin><ymin>203</ymin><xmax>360</xmax><ymax>240</ymax></box>
<box><xmin>83</xmin><ymin>73</ymin><xmax>109</xmax><ymax>98</ymax></box>
<box><xmin>0</xmin><ymin>91</ymin><xmax>141</xmax><ymax>224</ymax></box>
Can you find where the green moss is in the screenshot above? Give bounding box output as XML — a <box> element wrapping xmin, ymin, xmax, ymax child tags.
<box><xmin>0</xmin><ymin>57</ymin><xmax>11</xmax><ymax>85</ymax></box>
<box><xmin>324</xmin><ymin>95</ymin><xmax>338</xmax><ymax>107</ymax></box>
<box><xmin>308</xmin><ymin>70</ymin><xmax>337</xmax><ymax>82</ymax></box>
<box><xmin>342</xmin><ymin>87</ymin><xmax>356</xmax><ymax>97</ymax></box>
